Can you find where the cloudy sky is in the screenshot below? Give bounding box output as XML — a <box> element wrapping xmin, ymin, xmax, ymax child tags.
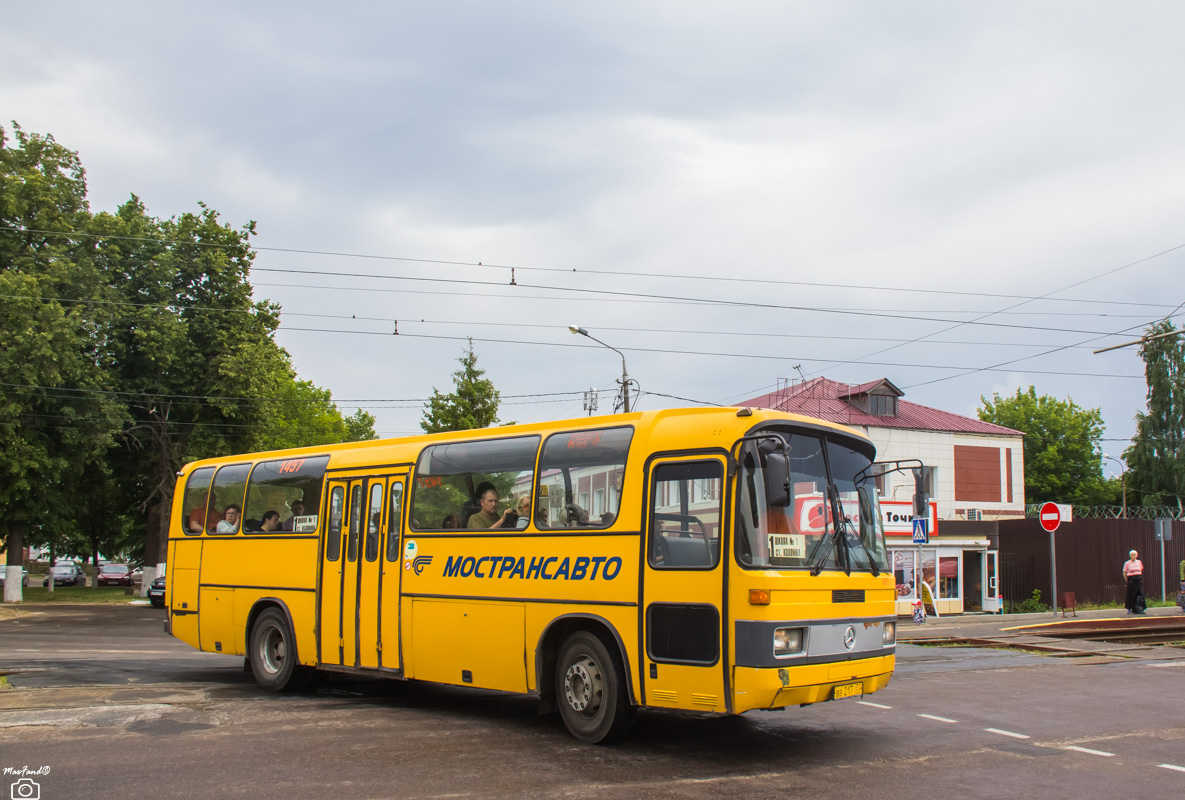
<box><xmin>4</xmin><ymin>2</ymin><xmax>1184</xmax><ymax>463</ymax></box>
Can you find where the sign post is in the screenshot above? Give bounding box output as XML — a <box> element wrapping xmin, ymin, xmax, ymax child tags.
<box><xmin>912</xmin><ymin>517</ymin><xmax>927</xmax><ymax>617</ymax></box>
<box><xmin>1155</xmin><ymin>519</ymin><xmax>1172</xmax><ymax>603</ymax></box>
<box><xmin>1039</xmin><ymin>502</ymin><xmax>1063</xmax><ymax>618</ymax></box>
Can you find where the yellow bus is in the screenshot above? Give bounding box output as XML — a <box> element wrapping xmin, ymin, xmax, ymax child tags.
<box><xmin>166</xmin><ymin>406</ymin><xmax>904</xmax><ymax>742</ymax></box>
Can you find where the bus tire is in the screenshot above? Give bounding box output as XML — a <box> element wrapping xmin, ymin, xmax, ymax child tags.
<box><xmin>556</xmin><ymin>631</ymin><xmax>635</xmax><ymax>744</ymax></box>
<box><xmin>249</xmin><ymin>608</ymin><xmax>312</xmax><ymax>692</ymax></box>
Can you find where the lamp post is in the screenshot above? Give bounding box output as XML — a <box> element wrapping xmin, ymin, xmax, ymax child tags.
<box><xmin>1103</xmin><ymin>454</ymin><xmax>1127</xmax><ymax>518</ymax></box>
<box><xmin>569</xmin><ymin>326</ymin><xmax>631</xmax><ymax>413</ymax></box>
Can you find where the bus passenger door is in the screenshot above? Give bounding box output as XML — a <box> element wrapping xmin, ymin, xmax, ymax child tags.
<box><xmin>642</xmin><ymin>457</ymin><xmax>728</xmax><ymax>714</ymax></box>
<box><xmin>355</xmin><ymin>472</ymin><xmax>407</xmax><ymax>670</ymax></box>
<box><xmin>379</xmin><ymin>478</ymin><xmax>407</xmax><ymax>672</ymax></box>
<box><xmin>318</xmin><ymin>479</ymin><xmax>360</xmax><ymax>666</ymax></box>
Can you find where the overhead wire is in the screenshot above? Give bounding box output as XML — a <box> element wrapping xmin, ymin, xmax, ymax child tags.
<box><xmin>805</xmin><ymin>239</ymin><xmax>1185</xmax><ymax>379</ymax></box>
<box><xmin>4</xmin><ymin>224</ymin><xmax>1180</xmax><ymax>311</ymax></box>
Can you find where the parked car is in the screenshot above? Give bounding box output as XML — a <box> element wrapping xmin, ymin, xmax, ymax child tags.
<box><xmin>129</xmin><ymin>567</ymin><xmax>144</xmax><ymax>585</ymax></box>
<box><xmin>0</xmin><ymin>568</ymin><xmax>30</xmax><ymax>588</ymax></box>
<box><xmin>147</xmin><ymin>575</ymin><xmax>166</xmax><ymax>608</ymax></box>
<box><xmin>44</xmin><ymin>563</ymin><xmax>87</xmax><ymax>587</ymax></box>
<box><xmin>96</xmin><ymin>564</ymin><xmax>132</xmax><ymax>586</ymax></box>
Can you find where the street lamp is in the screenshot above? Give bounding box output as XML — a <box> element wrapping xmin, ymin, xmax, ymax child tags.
<box><xmin>1103</xmin><ymin>454</ymin><xmax>1127</xmax><ymax>518</ymax></box>
<box><xmin>569</xmin><ymin>325</ymin><xmax>632</xmax><ymax>413</ymax></box>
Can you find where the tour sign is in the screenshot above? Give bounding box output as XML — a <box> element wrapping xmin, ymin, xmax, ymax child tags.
<box><xmin>1039</xmin><ymin>502</ymin><xmax>1061</xmax><ymax>532</ymax></box>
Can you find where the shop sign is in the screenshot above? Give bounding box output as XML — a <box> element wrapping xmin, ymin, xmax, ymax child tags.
<box><xmin>881</xmin><ymin>500</ymin><xmax>938</xmax><ymax>537</ymax></box>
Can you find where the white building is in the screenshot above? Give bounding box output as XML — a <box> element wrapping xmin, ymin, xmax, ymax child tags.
<box><xmin>742</xmin><ymin>378</ymin><xmax>1025</xmax><ymax>614</ymax></box>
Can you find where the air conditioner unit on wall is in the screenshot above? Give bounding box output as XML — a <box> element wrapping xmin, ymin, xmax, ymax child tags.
<box><xmin>966</xmin><ymin>509</ymin><xmax>982</xmax><ymax>521</ymax></box>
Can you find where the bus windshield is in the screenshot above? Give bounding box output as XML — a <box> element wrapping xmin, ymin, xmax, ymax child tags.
<box><xmin>827</xmin><ymin>439</ymin><xmax>889</xmax><ymax>574</ymax></box>
<box><xmin>735</xmin><ymin>431</ymin><xmax>888</xmax><ymax>573</ymax></box>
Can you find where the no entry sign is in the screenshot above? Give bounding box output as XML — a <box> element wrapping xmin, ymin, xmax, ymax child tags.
<box><xmin>1040</xmin><ymin>502</ymin><xmax>1062</xmax><ymax>532</ymax></box>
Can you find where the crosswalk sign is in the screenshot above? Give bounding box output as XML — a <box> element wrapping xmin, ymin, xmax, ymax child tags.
<box><xmin>912</xmin><ymin>518</ymin><xmax>929</xmax><ymax>544</ymax></box>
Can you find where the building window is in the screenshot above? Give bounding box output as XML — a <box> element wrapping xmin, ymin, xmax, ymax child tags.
<box><xmin>869</xmin><ymin>394</ymin><xmax>897</xmax><ymax>416</ymax></box>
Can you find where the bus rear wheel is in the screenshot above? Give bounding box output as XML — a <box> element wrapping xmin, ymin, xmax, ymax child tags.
<box><xmin>249</xmin><ymin>608</ymin><xmax>313</xmax><ymax>692</ymax></box>
<box><xmin>555</xmin><ymin>631</ymin><xmax>634</xmax><ymax>744</ymax></box>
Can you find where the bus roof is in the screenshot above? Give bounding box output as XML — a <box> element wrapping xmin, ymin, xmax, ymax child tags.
<box><xmin>177</xmin><ymin>406</ymin><xmax>871</xmax><ymax>477</ymax></box>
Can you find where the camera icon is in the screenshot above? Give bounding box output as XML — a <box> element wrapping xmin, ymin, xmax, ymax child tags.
<box><xmin>11</xmin><ymin>778</ymin><xmax>40</xmax><ymax>800</ymax></box>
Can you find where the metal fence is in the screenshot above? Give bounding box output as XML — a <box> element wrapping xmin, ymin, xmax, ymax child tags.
<box><xmin>1024</xmin><ymin>504</ymin><xmax>1184</xmax><ymax>521</ymax></box>
<box><xmin>999</xmin><ymin>517</ymin><xmax>1185</xmax><ymax>606</ymax></box>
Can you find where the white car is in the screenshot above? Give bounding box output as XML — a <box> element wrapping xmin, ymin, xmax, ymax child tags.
<box><xmin>0</xmin><ymin>568</ymin><xmax>30</xmax><ymax>588</ymax></box>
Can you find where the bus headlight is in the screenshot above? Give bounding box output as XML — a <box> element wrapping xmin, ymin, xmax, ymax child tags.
<box><xmin>883</xmin><ymin>621</ymin><xmax>896</xmax><ymax>645</ymax></box>
<box><xmin>773</xmin><ymin>627</ymin><xmax>804</xmax><ymax>656</ymax></box>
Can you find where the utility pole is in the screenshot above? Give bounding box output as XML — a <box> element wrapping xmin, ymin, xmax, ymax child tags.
<box><xmin>569</xmin><ymin>326</ymin><xmax>633</xmax><ymax>413</ymax></box>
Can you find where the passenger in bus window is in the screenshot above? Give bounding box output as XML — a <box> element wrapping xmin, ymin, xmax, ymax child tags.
<box><xmin>260</xmin><ymin>510</ymin><xmax>281</xmax><ymax>532</ymax></box>
<box><xmin>216</xmin><ymin>505</ymin><xmax>241</xmax><ymax>533</ymax></box>
<box><xmin>515</xmin><ymin>496</ymin><xmax>532</xmax><ymax>529</ymax></box>
<box><xmin>282</xmin><ymin>501</ymin><xmax>306</xmax><ymax>531</ymax></box>
<box><xmin>441</xmin><ymin>514</ymin><xmax>459</xmax><ymax>528</ymax></box>
<box><xmin>467</xmin><ymin>484</ymin><xmax>515</xmax><ymax>529</ymax></box>
<box><xmin>188</xmin><ymin>493</ymin><xmax>219</xmax><ymax>532</ymax></box>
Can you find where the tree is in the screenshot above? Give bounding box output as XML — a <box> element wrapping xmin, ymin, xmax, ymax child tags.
<box><xmin>0</xmin><ymin>124</ymin><xmax>123</xmax><ymax>600</ymax></box>
<box><xmin>1124</xmin><ymin>320</ymin><xmax>1185</xmax><ymax>510</ymax></box>
<box><xmin>421</xmin><ymin>340</ymin><xmax>504</xmax><ymax>433</ymax></box>
<box><xmin>255</xmin><ymin>379</ymin><xmax>378</xmax><ymax>452</ymax></box>
<box><xmin>978</xmin><ymin>386</ymin><xmax>1111</xmax><ymax>506</ymax></box>
<box><xmin>1</xmin><ymin>123</ymin><xmax>382</xmax><ymax>600</ymax></box>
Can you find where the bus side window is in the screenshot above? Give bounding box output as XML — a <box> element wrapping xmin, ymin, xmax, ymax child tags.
<box><xmin>207</xmin><ymin>463</ymin><xmax>251</xmax><ymax>535</ymax></box>
<box><xmin>410</xmin><ymin>436</ymin><xmax>541</xmax><ymax>531</ymax></box>
<box><xmin>385</xmin><ymin>483</ymin><xmax>404</xmax><ymax>562</ymax></box>
<box><xmin>649</xmin><ymin>461</ymin><xmax>723</xmax><ymax>569</ymax></box>
<box><xmin>181</xmin><ymin>466</ymin><xmax>217</xmax><ymax>536</ymax></box>
<box><xmin>347</xmin><ymin>484</ymin><xmax>364</xmax><ymax>562</ymax></box>
<box><xmin>326</xmin><ymin>486</ymin><xmax>345</xmax><ymax>561</ymax></box>
<box><xmin>365</xmin><ymin>483</ymin><xmax>383</xmax><ymax>562</ymax></box>
<box><xmin>536</xmin><ymin>427</ymin><xmax>633</xmax><ymax>531</ymax></box>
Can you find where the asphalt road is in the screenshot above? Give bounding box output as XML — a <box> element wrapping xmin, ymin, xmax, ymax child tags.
<box><xmin>2</xmin><ymin>605</ymin><xmax>1184</xmax><ymax>799</ymax></box>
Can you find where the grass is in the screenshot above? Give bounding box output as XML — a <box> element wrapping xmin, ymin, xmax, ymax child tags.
<box><xmin>1</xmin><ymin>585</ymin><xmax>145</xmax><ymax>605</ymax></box>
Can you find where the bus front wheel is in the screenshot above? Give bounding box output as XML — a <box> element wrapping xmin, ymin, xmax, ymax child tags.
<box><xmin>555</xmin><ymin>631</ymin><xmax>634</xmax><ymax>744</ymax></box>
<box><xmin>249</xmin><ymin>608</ymin><xmax>312</xmax><ymax>692</ymax></box>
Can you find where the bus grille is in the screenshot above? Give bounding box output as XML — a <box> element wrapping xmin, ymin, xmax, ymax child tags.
<box><xmin>832</xmin><ymin>590</ymin><xmax>865</xmax><ymax>603</ymax></box>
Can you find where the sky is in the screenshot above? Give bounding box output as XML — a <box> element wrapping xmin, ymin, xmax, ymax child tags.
<box><xmin>4</xmin><ymin>2</ymin><xmax>1184</xmax><ymax>464</ymax></box>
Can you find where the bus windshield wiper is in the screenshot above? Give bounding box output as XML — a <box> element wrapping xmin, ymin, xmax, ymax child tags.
<box><xmin>809</xmin><ymin>485</ymin><xmax>880</xmax><ymax>577</ymax></box>
<box><xmin>843</xmin><ymin>523</ymin><xmax>881</xmax><ymax>577</ymax></box>
<box><xmin>809</xmin><ymin>485</ymin><xmax>844</xmax><ymax>576</ymax></box>
<box><xmin>832</xmin><ymin>484</ymin><xmax>880</xmax><ymax>578</ymax></box>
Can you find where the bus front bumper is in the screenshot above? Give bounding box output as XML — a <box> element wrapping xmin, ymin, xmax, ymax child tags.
<box><xmin>732</xmin><ymin>654</ymin><xmax>895</xmax><ymax>713</ymax></box>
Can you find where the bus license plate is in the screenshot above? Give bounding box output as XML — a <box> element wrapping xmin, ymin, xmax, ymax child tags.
<box><xmin>833</xmin><ymin>682</ymin><xmax>863</xmax><ymax>700</ymax></box>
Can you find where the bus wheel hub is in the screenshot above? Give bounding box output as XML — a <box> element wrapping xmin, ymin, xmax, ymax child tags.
<box><xmin>564</xmin><ymin>656</ymin><xmax>602</xmax><ymax>713</ymax></box>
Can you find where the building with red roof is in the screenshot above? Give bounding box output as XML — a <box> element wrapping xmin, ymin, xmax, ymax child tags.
<box><xmin>739</xmin><ymin>377</ymin><xmax>1026</xmax><ymax>614</ymax></box>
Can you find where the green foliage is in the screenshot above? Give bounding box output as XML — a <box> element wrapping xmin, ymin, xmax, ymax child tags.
<box><xmin>0</xmin><ymin>122</ymin><xmax>378</xmax><ymax>571</ymax></box>
<box><xmin>978</xmin><ymin>386</ymin><xmax>1109</xmax><ymax>505</ymax></box>
<box><xmin>421</xmin><ymin>340</ymin><xmax>504</xmax><ymax>433</ymax></box>
<box><xmin>1010</xmin><ymin>589</ymin><xmax>1048</xmax><ymax>614</ymax></box>
<box><xmin>255</xmin><ymin>380</ymin><xmax>376</xmax><ymax>452</ymax></box>
<box><xmin>1124</xmin><ymin>321</ymin><xmax>1185</xmax><ymax>510</ymax></box>
<box><xmin>344</xmin><ymin>409</ymin><xmax>379</xmax><ymax>443</ymax></box>
<box><xmin>0</xmin><ymin>124</ymin><xmax>124</xmax><ymax>563</ymax></box>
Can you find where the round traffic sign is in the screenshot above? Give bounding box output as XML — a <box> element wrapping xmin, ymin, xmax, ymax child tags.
<box><xmin>1039</xmin><ymin>502</ymin><xmax>1061</xmax><ymax>532</ymax></box>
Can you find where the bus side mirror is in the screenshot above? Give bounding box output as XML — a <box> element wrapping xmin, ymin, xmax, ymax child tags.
<box><xmin>763</xmin><ymin>449</ymin><xmax>792</xmax><ymax>507</ymax></box>
<box><xmin>912</xmin><ymin>468</ymin><xmax>929</xmax><ymax>518</ymax></box>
